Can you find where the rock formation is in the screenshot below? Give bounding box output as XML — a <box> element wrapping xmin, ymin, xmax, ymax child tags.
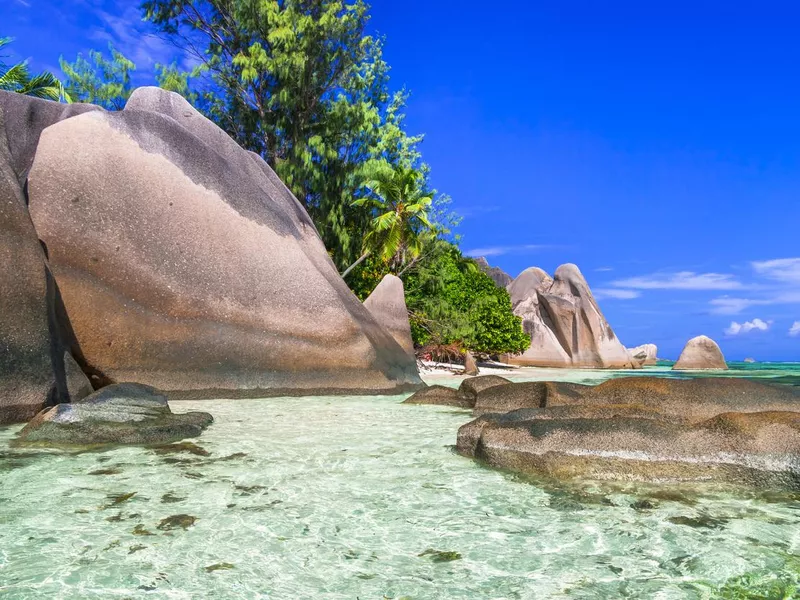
<box><xmin>0</xmin><ymin>87</ymin><xmax>422</xmax><ymax>423</ymax></box>
<box><xmin>474</xmin><ymin>257</ymin><xmax>512</xmax><ymax>288</ymax></box>
<box><xmin>16</xmin><ymin>383</ymin><xmax>213</xmax><ymax>446</ymax></box>
<box><xmin>627</xmin><ymin>343</ymin><xmax>658</xmax><ymax>367</ymax></box>
<box><xmin>463</xmin><ymin>351</ymin><xmax>479</xmax><ymax>375</ymax></box>
<box><xmin>363</xmin><ymin>274</ymin><xmax>415</xmax><ymax>359</ymax></box>
<box><xmin>456</xmin><ymin>377</ymin><xmax>800</xmax><ymax>489</ymax></box>
<box><xmin>0</xmin><ymin>92</ymin><xmax>102</xmax><ymax>423</ymax></box>
<box><xmin>673</xmin><ymin>335</ymin><xmax>727</xmax><ymax>370</ymax></box>
<box><xmin>403</xmin><ymin>375</ymin><xmax>510</xmax><ymax>409</ymax></box>
<box><xmin>507</xmin><ymin>264</ymin><xmax>635</xmax><ymax>368</ymax></box>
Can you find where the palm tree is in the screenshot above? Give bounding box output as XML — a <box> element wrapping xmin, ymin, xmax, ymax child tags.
<box><xmin>342</xmin><ymin>161</ymin><xmax>433</xmax><ymax>279</ymax></box>
<box><xmin>0</xmin><ymin>37</ymin><xmax>69</xmax><ymax>101</ymax></box>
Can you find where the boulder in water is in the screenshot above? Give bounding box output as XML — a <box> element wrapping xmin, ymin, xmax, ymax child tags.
<box><xmin>15</xmin><ymin>383</ymin><xmax>213</xmax><ymax>447</ymax></box>
<box><xmin>457</xmin><ymin>377</ymin><xmax>800</xmax><ymax>489</ymax></box>
<box><xmin>627</xmin><ymin>344</ymin><xmax>658</xmax><ymax>367</ymax></box>
<box><xmin>673</xmin><ymin>335</ymin><xmax>727</xmax><ymax>370</ymax></box>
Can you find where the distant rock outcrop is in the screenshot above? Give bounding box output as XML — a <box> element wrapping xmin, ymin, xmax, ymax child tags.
<box><xmin>363</xmin><ymin>274</ymin><xmax>415</xmax><ymax>359</ymax></box>
<box><xmin>506</xmin><ymin>264</ymin><xmax>635</xmax><ymax>369</ymax></box>
<box><xmin>474</xmin><ymin>257</ymin><xmax>513</xmax><ymax>288</ymax></box>
<box><xmin>627</xmin><ymin>343</ymin><xmax>658</xmax><ymax>367</ymax></box>
<box><xmin>673</xmin><ymin>336</ymin><xmax>728</xmax><ymax>370</ymax></box>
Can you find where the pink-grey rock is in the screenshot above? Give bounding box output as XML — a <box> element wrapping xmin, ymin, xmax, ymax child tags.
<box><xmin>0</xmin><ymin>91</ymin><xmax>101</xmax><ymax>424</ymax></box>
<box><xmin>673</xmin><ymin>335</ymin><xmax>728</xmax><ymax>370</ymax></box>
<box><xmin>628</xmin><ymin>343</ymin><xmax>658</xmax><ymax>367</ymax></box>
<box><xmin>23</xmin><ymin>87</ymin><xmax>421</xmax><ymax>400</ymax></box>
<box><xmin>463</xmin><ymin>351</ymin><xmax>479</xmax><ymax>376</ymax></box>
<box><xmin>15</xmin><ymin>383</ymin><xmax>212</xmax><ymax>447</ymax></box>
<box><xmin>507</xmin><ymin>264</ymin><xmax>634</xmax><ymax>369</ymax></box>
<box><xmin>363</xmin><ymin>274</ymin><xmax>415</xmax><ymax>359</ymax></box>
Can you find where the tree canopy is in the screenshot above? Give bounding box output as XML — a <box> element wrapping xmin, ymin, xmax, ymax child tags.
<box><xmin>0</xmin><ymin>37</ymin><xmax>67</xmax><ymax>101</ymax></box>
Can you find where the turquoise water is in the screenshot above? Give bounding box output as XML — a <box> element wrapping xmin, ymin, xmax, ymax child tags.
<box><xmin>1</xmin><ymin>365</ymin><xmax>800</xmax><ymax>599</ymax></box>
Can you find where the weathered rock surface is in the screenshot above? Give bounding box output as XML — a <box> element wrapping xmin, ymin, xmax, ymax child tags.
<box><xmin>507</xmin><ymin>264</ymin><xmax>634</xmax><ymax>369</ymax></box>
<box><xmin>363</xmin><ymin>274</ymin><xmax>415</xmax><ymax>359</ymax></box>
<box><xmin>673</xmin><ymin>335</ymin><xmax>727</xmax><ymax>370</ymax></box>
<box><xmin>458</xmin><ymin>377</ymin><xmax>800</xmax><ymax>489</ymax></box>
<box><xmin>627</xmin><ymin>343</ymin><xmax>658</xmax><ymax>367</ymax></box>
<box><xmin>20</xmin><ymin>87</ymin><xmax>420</xmax><ymax>401</ymax></box>
<box><xmin>403</xmin><ymin>375</ymin><xmax>511</xmax><ymax>409</ymax></box>
<box><xmin>463</xmin><ymin>351</ymin><xmax>479</xmax><ymax>376</ymax></box>
<box><xmin>402</xmin><ymin>385</ymin><xmax>470</xmax><ymax>408</ymax></box>
<box><xmin>64</xmin><ymin>351</ymin><xmax>93</xmax><ymax>402</ymax></box>
<box><xmin>474</xmin><ymin>257</ymin><xmax>512</xmax><ymax>288</ymax></box>
<box><xmin>0</xmin><ymin>92</ymin><xmax>101</xmax><ymax>424</ymax></box>
<box><xmin>15</xmin><ymin>383</ymin><xmax>213</xmax><ymax>446</ymax></box>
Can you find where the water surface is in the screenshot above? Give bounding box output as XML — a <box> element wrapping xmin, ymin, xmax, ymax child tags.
<box><xmin>1</xmin><ymin>365</ymin><xmax>799</xmax><ymax>598</ymax></box>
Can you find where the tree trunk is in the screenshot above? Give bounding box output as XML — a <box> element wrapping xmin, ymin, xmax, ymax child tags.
<box><xmin>341</xmin><ymin>251</ymin><xmax>370</xmax><ymax>279</ymax></box>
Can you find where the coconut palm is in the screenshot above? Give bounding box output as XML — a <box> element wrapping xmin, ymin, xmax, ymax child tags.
<box><xmin>0</xmin><ymin>37</ymin><xmax>69</xmax><ymax>101</ymax></box>
<box><xmin>342</xmin><ymin>161</ymin><xmax>433</xmax><ymax>278</ymax></box>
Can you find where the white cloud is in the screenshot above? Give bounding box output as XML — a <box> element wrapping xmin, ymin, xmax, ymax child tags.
<box><xmin>709</xmin><ymin>292</ymin><xmax>800</xmax><ymax>315</ymax></box>
<box><xmin>593</xmin><ymin>288</ymin><xmax>640</xmax><ymax>300</ymax></box>
<box><xmin>464</xmin><ymin>244</ymin><xmax>554</xmax><ymax>258</ymax></box>
<box><xmin>611</xmin><ymin>271</ymin><xmax>743</xmax><ymax>290</ymax></box>
<box><xmin>790</xmin><ymin>322</ymin><xmax>800</xmax><ymax>337</ymax></box>
<box><xmin>724</xmin><ymin>318</ymin><xmax>770</xmax><ymax>336</ymax></box>
<box><xmin>595</xmin><ymin>267</ymin><xmax>614</xmax><ymax>272</ymax></box>
<box><xmin>751</xmin><ymin>258</ymin><xmax>800</xmax><ymax>284</ymax></box>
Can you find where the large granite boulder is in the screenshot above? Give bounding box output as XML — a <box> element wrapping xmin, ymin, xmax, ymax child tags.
<box><xmin>458</xmin><ymin>409</ymin><xmax>800</xmax><ymax>489</ymax></box>
<box><xmin>22</xmin><ymin>87</ymin><xmax>421</xmax><ymax>400</ymax></box>
<box><xmin>673</xmin><ymin>335</ymin><xmax>727</xmax><ymax>370</ymax></box>
<box><xmin>457</xmin><ymin>377</ymin><xmax>800</xmax><ymax>489</ymax></box>
<box><xmin>473</xmin><ymin>376</ymin><xmax>800</xmax><ymax>419</ymax></box>
<box><xmin>0</xmin><ymin>92</ymin><xmax>101</xmax><ymax>424</ymax></box>
<box><xmin>474</xmin><ymin>257</ymin><xmax>512</xmax><ymax>288</ymax></box>
<box><xmin>507</xmin><ymin>264</ymin><xmax>634</xmax><ymax>369</ymax></box>
<box><xmin>15</xmin><ymin>383</ymin><xmax>212</xmax><ymax>446</ymax></box>
<box><xmin>363</xmin><ymin>274</ymin><xmax>415</xmax><ymax>359</ymax></box>
<box><xmin>627</xmin><ymin>343</ymin><xmax>658</xmax><ymax>367</ymax></box>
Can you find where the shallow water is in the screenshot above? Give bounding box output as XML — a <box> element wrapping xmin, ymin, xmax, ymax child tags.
<box><xmin>1</xmin><ymin>367</ymin><xmax>800</xmax><ymax>599</ymax></box>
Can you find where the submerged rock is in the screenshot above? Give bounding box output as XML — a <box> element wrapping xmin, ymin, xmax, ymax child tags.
<box><xmin>507</xmin><ymin>264</ymin><xmax>634</xmax><ymax>369</ymax></box>
<box><xmin>673</xmin><ymin>335</ymin><xmax>728</xmax><ymax>370</ymax></box>
<box><xmin>15</xmin><ymin>383</ymin><xmax>213</xmax><ymax>447</ymax></box>
<box><xmin>457</xmin><ymin>377</ymin><xmax>800</xmax><ymax>489</ymax></box>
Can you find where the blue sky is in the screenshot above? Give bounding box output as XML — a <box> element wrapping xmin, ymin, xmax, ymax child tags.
<box><xmin>4</xmin><ymin>1</ymin><xmax>800</xmax><ymax>360</ymax></box>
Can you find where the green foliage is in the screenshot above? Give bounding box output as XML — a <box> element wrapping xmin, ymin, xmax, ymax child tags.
<box><xmin>352</xmin><ymin>160</ymin><xmax>433</xmax><ymax>271</ymax></box>
<box><xmin>155</xmin><ymin>62</ymin><xmax>196</xmax><ymax>102</ymax></box>
<box><xmin>0</xmin><ymin>37</ymin><xmax>68</xmax><ymax>101</ymax></box>
<box><xmin>60</xmin><ymin>44</ymin><xmax>135</xmax><ymax>110</ymax></box>
<box><xmin>402</xmin><ymin>240</ymin><xmax>530</xmax><ymax>355</ymax></box>
<box><xmin>141</xmin><ymin>0</ymin><xmax>427</xmax><ymax>270</ymax></box>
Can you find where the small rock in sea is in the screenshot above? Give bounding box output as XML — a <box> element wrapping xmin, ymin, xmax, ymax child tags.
<box><xmin>128</xmin><ymin>545</ymin><xmax>147</xmax><ymax>554</ymax></box>
<box><xmin>204</xmin><ymin>563</ymin><xmax>235</xmax><ymax>573</ymax></box>
<box><xmin>668</xmin><ymin>514</ymin><xmax>728</xmax><ymax>529</ymax></box>
<box><xmin>631</xmin><ymin>499</ymin><xmax>658</xmax><ymax>511</ymax></box>
<box><xmin>234</xmin><ymin>484</ymin><xmax>267</xmax><ymax>495</ymax></box>
<box><xmin>418</xmin><ymin>549</ymin><xmax>462</xmax><ymax>563</ymax></box>
<box><xmin>151</xmin><ymin>442</ymin><xmax>210</xmax><ymax>457</ymax></box>
<box><xmin>160</xmin><ymin>492</ymin><xmax>186</xmax><ymax>504</ymax></box>
<box><xmin>132</xmin><ymin>525</ymin><xmax>155</xmax><ymax>536</ymax></box>
<box><xmin>157</xmin><ymin>514</ymin><xmax>197</xmax><ymax>531</ymax></box>
<box><xmin>89</xmin><ymin>468</ymin><xmax>123</xmax><ymax>476</ymax></box>
<box><xmin>103</xmin><ymin>492</ymin><xmax>136</xmax><ymax>508</ymax></box>
<box><xmin>217</xmin><ymin>452</ymin><xmax>248</xmax><ymax>461</ymax></box>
